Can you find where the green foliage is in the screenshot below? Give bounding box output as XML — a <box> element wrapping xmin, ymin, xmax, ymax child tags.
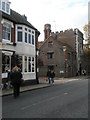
<box><xmin>11</xmin><ymin>53</ymin><xmax>20</xmax><ymax>68</ymax></box>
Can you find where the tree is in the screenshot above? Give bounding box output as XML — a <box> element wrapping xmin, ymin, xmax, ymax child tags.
<box><xmin>11</xmin><ymin>53</ymin><xmax>20</xmax><ymax>68</ymax></box>
<box><xmin>83</xmin><ymin>45</ymin><xmax>90</xmax><ymax>75</ymax></box>
<box><xmin>83</xmin><ymin>21</ymin><xmax>90</xmax><ymax>44</ymax></box>
<box><xmin>83</xmin><ymin>24</ymin><xmax>88</xmax><ymax>39</ymax></box>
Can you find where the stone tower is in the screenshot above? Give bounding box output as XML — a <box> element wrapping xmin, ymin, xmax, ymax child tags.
<box><xmin>44</xmin><ymin>24</ymin><xmax>51</xmax><ymax>41</ymax></box>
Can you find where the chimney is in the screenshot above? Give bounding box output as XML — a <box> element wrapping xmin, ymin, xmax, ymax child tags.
<box><xmin>44</xmin><ymin>24</ymin><xmax>51</xmax><ymax>41</ymax></box>
<box><xmin>22</xmin><ymin>14</ymin><xmax>27</xmax><ymax>20</ymax></box>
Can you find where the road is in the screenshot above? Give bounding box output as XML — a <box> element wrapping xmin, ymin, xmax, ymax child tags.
<box><xmin>2</xmin><ymin>78</ymin><xmax>88</xmax><ymax>118</ymax></box>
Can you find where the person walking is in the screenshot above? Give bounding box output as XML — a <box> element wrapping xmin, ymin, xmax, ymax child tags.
<box><xmin>51</xmin><ymin>70</ymin><xmax>55</xmax><ymax>84</ymax></box>
<box><xmin>10</xmin><ymin>66</ymin><xmax>22</xmax><ymax>98</ymax></box>
<box><xmin>46</xmin><ymin>69</ymin><xmax>51</xmax><ymax>84</ymax></box>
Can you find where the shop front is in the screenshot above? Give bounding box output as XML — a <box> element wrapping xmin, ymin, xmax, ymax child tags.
<box><xmin>2</xmin><ymin>50</ymin><xmax>14</xmax><ymax>86</ymax></box>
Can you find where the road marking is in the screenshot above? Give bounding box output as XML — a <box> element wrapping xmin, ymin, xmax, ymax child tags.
<box><xmin>21</xmin><ymin>95</ymin><xmax>64</xmax><ymax>110</ymax></box>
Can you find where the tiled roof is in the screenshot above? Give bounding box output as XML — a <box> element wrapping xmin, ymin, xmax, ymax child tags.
<box><xmin>2</xmin><ymin>9</ymin><xmax>37</xmax><ymax>30</ymax></box>
<box><xmin>37</xmin><ymin>41</ymin><xmax>44</xmax><ymax>49</ymax></box>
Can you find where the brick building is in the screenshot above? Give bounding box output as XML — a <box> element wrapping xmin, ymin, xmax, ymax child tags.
<box><xmin>38</xmin><ymin>24</ymin><xmax>79</xmax><ymax>78</ymax></box>
<box><xmin>52</xmin><ymin>28</ymin><xmax>83</xmax><ymax>75</ymax></box>
<box><xmin>0</xmin><ymin>0</ymin><xmax>40</xmax><ymax>84</ymax></box>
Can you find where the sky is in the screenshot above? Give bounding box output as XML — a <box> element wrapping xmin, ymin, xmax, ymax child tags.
<box><xmin>10</xmin><ymin>0</ymin><xmax>89</xmax><ymax>41</ymax></box>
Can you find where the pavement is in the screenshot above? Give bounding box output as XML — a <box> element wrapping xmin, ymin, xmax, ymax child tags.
<box><xmin>0</xmin><ymin>75</ymin><xmax>89</xmax><ymax>96</ymax></box>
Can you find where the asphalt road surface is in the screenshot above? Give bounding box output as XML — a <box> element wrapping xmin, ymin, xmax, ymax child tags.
<box><xmin>2</xmin><ymin>78</ymin><xmax>88</xmax><ymax>118</ymax></box>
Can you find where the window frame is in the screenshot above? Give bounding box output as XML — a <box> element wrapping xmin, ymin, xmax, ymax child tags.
<box><xmin>6</xmin><ymin>3</ymin><xmax>9</xmax><ymax>13</ymax></box>
<box><xmin>2</xmin><ymin>23</ymin><xmax>11</xmax><ymax>42</ymax></box>
<box><xmin>47</xmin><ymin>52</ymin><xmax>54</xmax><ymax>59</ymax></box>
<box><xmin>16</xmin><ymin>25</ymin><xmax>35</xmax><ymax>45</ymax></box>
<box><xmin>23</xmin><ymin>56</ymin><xmax>35</xmax><ymax>73</ymax></box>
<box><xmin>2</xmin><ymin>2</ymin><xmax>5</xmax><ymax>11</ymax></box>
<box><xmin>17</xmin><ymin>26</ymin><xmax>23</xmax><ymax>42</ymax></box>
<box><xmin>1</xmin><ymin>1</ymin><xmax>10</xmax><ymax>14</ymax></box>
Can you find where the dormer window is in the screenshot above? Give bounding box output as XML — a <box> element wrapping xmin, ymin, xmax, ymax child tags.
<box><xmin>1</xmin><ymin>0</ymin><xmax>10</xmax><ymax>15</ymax></box>
<box><xmin>2</xmin><ymin>2</ymin><xmax>5</xmax><ymax>11</ymax></box>
<box><xmin>6</xmin><ymin>3</ymin><xmax>9</xmax><ymax>13</ymax></box>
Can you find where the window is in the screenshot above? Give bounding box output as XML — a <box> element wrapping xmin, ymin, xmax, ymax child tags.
<box><xmin>2</xmin><ymin>1</ymin><xmax>10</xmax><ymax>14</ymax></box>
<box><xmin>67</xmin><ymin>53</ymin><xmax>70</xmax><ymax>60</ymax></box>
<box><xmin>17</xmin><ymin>31</ymin><xmax>22</xmax><ymax>42</ymax></box>
<box><xmin>25</xmin><ymin>28</ymin><xmax>27</xmax><ymax>31</ymax></box>
<box><xmin>48</xmin><ymin>53</ymin><xmax>53</xmax><ymax>59</ymax></box>
<box><xmin>28</xmin><ymin>57</ymin><xmax>31</xmax><ymax>72</ymax></box>
<box><xmin>29</xmin><ymin>30</ymin><xmax>31</xmax><ymax>32</ymax></box>
<box><xmin>28</xmin><ymin>34</ymin><xmax>31</xmax><ymax>44</ymax></box>
<box><xmin>6</xmin><ymin>3</ymin><xmax>9</xmax><ymax>13</ymax></box>
<box><xmin>2</xmin><ymin>54</ymin><xmax>10</xmax><ymax>73</ymax></box>
<box><xmin>25</xmin><ymin>32</ymin><xmax>27</xmax><ymax>43</ymax></box>
<box><xmin>23</xmin><ymin>56</ymin><xmax>35</xmax><ymax>73</ymax></box>
<box><xmin>32</xmin><ymin>35</ymin><xmax>34</xmax><ymax>45</ymax></box>
<box><xmin>16</xmin><ymin>25</ymin><xmax>35</xmax><ymax>44</ymax></box>
<box><xmin>48</xmin><ymin>41</ymin><xmax>53</xmax><ymax>47</ymax></box>
<box><xmin>17</xmin><ymin>27</ymin><xmax>22</xmax><ymax>30</ymax></box>
<box><xmin>3</xmin><ymin>24</ymin><xmax>11</xmax><ymax>41</ymax></box>
<box><xmin>32</xmin><ymin>57</ymin><xmax>35</xmax><ymax>72</ymax></box>
<box><xmin>2</xmin><ymin>2</ymin><xmax>5</xmax><ymax>11</ymax></box>
<box><xmin>24</xmin><ymin>56</ymin><xmax>27</xmax><ymax>72</ymax></box>
<box><xmin>32</xmin><ymin>31</ymin><xmax>34</xmax><ymax>34</ymax></box>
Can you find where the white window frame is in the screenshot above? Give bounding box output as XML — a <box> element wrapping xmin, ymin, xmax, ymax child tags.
<box><xmin>1</xmin><ymin>0</ymin><xmax>10</xmax><ymax>14</ymax></box>
<box><xmin>23</xmin><ymin>56</ymin><xmax>35</xmax><ymax>73</ymax></box>
<box><xmin>2</xmin><ymin>23</ymin><xmax>11</xmax><ymax>43</ymax></box>
<box><xmin>31</xmin><ymin>56</ymin><xmax>35</xmax><ymax>73</ymax></box>
<box><xmin>2</xmin><ymin>1</ymin><xmax>5</xmax><ymax>11</ymax></box>
<box><xmin>6</xmin><ymin>3</ymin><xmax>9</xmax><ymax>13</ymax></box>
<box><xmin>16</xmin><ymin>25</ymin><xmax>35</xmax><ymax>46</ymax></box>
<box><xmin>16</xmin><ymin>25</ymin><xmax>23</xmax><ymax>43</ymax></box>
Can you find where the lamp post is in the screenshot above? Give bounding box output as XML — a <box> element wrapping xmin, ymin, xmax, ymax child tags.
<box><xmin>63</xmin><ymin>46</ymin><xmax>67</xmax><ymax>78</ymax></box>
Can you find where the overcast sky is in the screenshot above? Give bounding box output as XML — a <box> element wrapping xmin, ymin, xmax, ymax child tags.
<box><xmin>10</xmin><ymin>0</ymin><xmax>89</xmax><ymax>41</ymax></box>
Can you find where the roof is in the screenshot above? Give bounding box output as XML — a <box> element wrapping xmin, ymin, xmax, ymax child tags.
<box><xmin>2</xmin><ymin>9</ymin><xmax>37</xmax><ymax>30</ymax></box>
<box><xmin>39</xmin><ymin>35</ymin><xmax>75</xmax><ymax>52</ymax></box>
<box><xmin>37</xmin><ymin>41</ymin><xmax>44</xmax><ymax>49</ymax></box>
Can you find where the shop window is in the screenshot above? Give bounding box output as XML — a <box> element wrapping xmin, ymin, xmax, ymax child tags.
<box><xmin>2</xmin><ymin>54</ymin><xmax>10</xmax><ymax>73</ymax></box>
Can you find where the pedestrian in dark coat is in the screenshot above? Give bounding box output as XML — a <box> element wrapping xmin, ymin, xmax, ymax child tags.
<box><xmin>47</xmin><ymin>69</ymin><xmax>51</xmax><ymax>84</ymax></box>
<box><xmin>10</xmin><ymin>66</ymin><xmax>22</xmax><ymax>98</ymax></box>
<box><xmin>51</xmin><ymin>70</ymin><xmax>55</xmax><ymax>84</ymax></box>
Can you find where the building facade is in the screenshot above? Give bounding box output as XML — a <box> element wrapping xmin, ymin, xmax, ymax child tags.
<box><xmin>0</xmin><ymin>0</ymin><xmax>40</xmax><ymax>84</ymax></box>
<box><xmin>38</xmin><ymin>24</ymin><xmax>77</xmax><ymax>78</ymax></box>
<box><xmin>51</xmin><ymin>28</ymin><xmax>83</xmax><ymax>75</ymax></box>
